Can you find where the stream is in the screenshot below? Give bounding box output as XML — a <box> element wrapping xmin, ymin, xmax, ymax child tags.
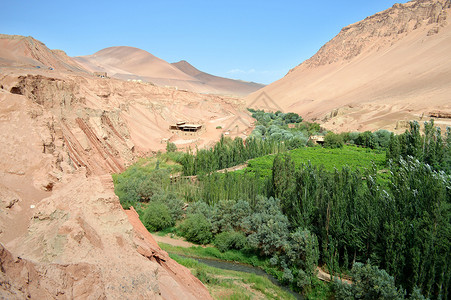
<box><xmin>176</xmin><ymin>254</ymin><xmax>303</xmax><ymax>300</ymax></box>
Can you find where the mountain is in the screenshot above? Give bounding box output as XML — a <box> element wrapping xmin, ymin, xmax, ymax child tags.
<box><xmin>0</xmin><ymin>34</ymin><xmax>87</xmax><ymax>72</ymax></box>
<box><xmin>246</xmin><ymin>0</ymin><xmax>451</xmax><ymax>132</ymax></box>
<box><xmin>172</xmin><ymin>60</ymin><xmax>265</xmax><ymax>96</ymax></box>
<box><xmin>75</xmin><ymin>47</ymin><xmax>264</xmax><ymax>96</ymax></box>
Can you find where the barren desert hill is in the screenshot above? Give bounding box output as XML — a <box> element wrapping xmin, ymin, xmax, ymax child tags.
<box><xmin>0</xmin><ymin>34</ymin><xmax>88</xmax><ymax>73</ymax></box>
<box><xmin>0</xmin><ymin>34</ymin><xmax>257</xmax><ymax>298</ymax></box>
<box><xmin>246</xmin><ymin>0</ymin><xmax>451</xmax><ymax>133</ymax></box>
<box><xmin>172</xmin><ymin>59</ymin><xmax>265</xmax><ymax>96</ymax></box>
<box><xmin>75</xmin><ymin>46</ymin><xmax>195</xmax><ymax>81</ymax></box>
<box><xmin>75</xmin><ymin>46</ymin><xmax>264</xmax><ymax>96</ymax></box>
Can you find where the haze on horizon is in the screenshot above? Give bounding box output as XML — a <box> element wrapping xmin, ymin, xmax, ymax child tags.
<box><xmin>2</xmin><ymin>0</ymin><xmax>408</xmax><ymax>84</ymax></box>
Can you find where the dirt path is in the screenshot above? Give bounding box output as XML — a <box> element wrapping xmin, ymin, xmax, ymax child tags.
<box><xmin>151</xmin><ymin>233</ymin><xmax>197</xmax><ymax>248</ymax></box>
<box><xmin>216</xmin><ymin>162</ymin><xmax>248</xmax><ymax>173</ymax></box>
<box><xmin>316</xmin><ymin>267</ymin><xmax>352</xmax><ymax>284</ymax></box>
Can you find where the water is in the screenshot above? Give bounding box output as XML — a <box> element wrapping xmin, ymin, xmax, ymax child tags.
<box><xmin>177</xmin><ymin>254</ymin><xmax>303</xmax><ymax>300</ymax></box>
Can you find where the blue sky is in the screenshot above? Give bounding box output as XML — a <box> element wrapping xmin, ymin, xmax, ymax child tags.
<box><xmin>2</xmin><ymin>0</ymin><xmax>408</xmax><ymax>84</ymax></box>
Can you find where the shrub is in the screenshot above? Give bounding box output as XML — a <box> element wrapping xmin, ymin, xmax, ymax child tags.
<box><xmin>214</xmin><ymin>231</ymin><xmax>248</xmax><ymax>252</ymax></box>
<box><xmin>216</xmin><ymin>126</ymin><xmax>222</xmax><ymax>129</ymax></box>
<box><xmin>179</xmin><ymin>213</ymin><xmax>213</xmax><ymax>244</ymax></box>
<box><xmin>141</xmin><ymin>202</ymin><xmax>174</xmax><ymax>232</ymax></box>
<box><xmin>324</xmin><ymin>132</ymin><xmax>344</xmax><ymax>148</ymax></box>
<box><xmin>151</xmin><ymin>192</ymin><xmax>185</xmax><ymax>221</ymax></box>
<box><xmin>242</xmin><ymin>196</ymin><xmax>289</xmax><ymax>256</ymax></box>
<box><xmin>166</xmin><ymin>141</ymin><xmax>177</xmax><ymax>152</ymax></box>
<box><xmin>333</xmin><ymin>262</ymin><xmax>405</xmax><ymax>300</ymax></box>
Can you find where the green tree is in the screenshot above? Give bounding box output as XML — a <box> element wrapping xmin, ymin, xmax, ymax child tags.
<box><xmin>334</xmin><ymin>262</ymin><xmax>405</xmax><ymax>300</ymax></box>
<box><xmin>166</xmin><ymin>141</ymin><xmax>177</xmax><ymax>152</ymax></box>
<box><xmin>214</xmin><ymin>231</ymin><xmax>248</xmax><ymax>252</ymax></box>
<box><xmin>179</xmin><ymin>213</ymin><xmax>213</xmax><ymax>244</ymax></box>
<box><xmin>324</xmin><ymin>132</ymin><xmax>344</xmax><ymax>148</ymax></box>
<box><xmin>141</xmin><ymin>202</ymin><xmax>174</xmax><ymax>232</ymax></box>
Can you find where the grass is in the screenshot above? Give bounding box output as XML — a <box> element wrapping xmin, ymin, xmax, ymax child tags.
<box><xmin>132</xmin><ymin>151</ymin><xmax>184</xmax><ymax>173</ymax></box>
<box><xmin>159</xmin><ymin>242</ymin><xmax>285</xmax><ymax>284</ymax></box>
<box><xmin>238</xmin><ymin>145</ymin><xmax>386</xmax><ymax>177</ymax></box>
<box><xmin>160</xmin><ymin>243</ymin><xmax>266</xmax><ymax>266</ymax></box>
<box><xmin>155</xmin><ymin>226</ymin><xmax>178</xmax><ymax>236</ymax></box>
<box><xmin>162</xmin><ymin>243</ymin><xmax>336</xmax><ymax>299</ymax></box>
<box><xmin>170</xmin><ymin>253</ymin><xmax>296</xmax><ymax>300</ymax></box>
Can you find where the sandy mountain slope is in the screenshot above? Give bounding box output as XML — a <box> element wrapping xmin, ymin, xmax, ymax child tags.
<box><xmin>75</xmin><ymin>46</ymin><xmax>264</xmax><ymax>96</ymax></box>
<box><xmin>246</xmin><ymin>0</ymin><xmax>451</xmax><ymax>132</ymax></box>
<box><xmin>172</xmin><ymin>60</ymin><xmax>265</xmax><ymax>96</ymax></box>
<box><xmin>0</xmin><ymin>34</ymin><xmax>87</xmax><ymax>73</ymax></box>
<box><xmin>0</xmin><ymin>34</ymin><xmax>255</xmax><ymax>298</ymax></box>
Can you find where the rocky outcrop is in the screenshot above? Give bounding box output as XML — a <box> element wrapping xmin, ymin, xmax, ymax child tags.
<box><xmin>0</xmin><ymin>34</ymin><xmax>87</xmax><ymax>72</ymax></box>
<box><xmin>0</xmin><ymin>243</ymin><xmax>106</xmax><ymax>299</ymax></box>
<box><xmin>1</xmin><ymin>174</ymin><xmax>211</xmax><ymax>299</ymax></box>
<box><xmin>429</xmin><ymin>110</ymin><xmax>451</xmax><ymax>118</ymax></box>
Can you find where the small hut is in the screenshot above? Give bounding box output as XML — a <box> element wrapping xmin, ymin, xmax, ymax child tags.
<box><xmin>94</xmin><ymin>72</ymin><xmax>108</xmax><ymax>78</ymax></box>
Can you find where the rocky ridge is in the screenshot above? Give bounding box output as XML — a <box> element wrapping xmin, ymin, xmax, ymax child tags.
<box><xmin>301</xmin><ymin>0</ymin><xmax>451</xmax><ymax>68</ymax></box>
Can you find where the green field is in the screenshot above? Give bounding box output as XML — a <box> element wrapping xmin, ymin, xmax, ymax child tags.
<box><xmin>239</xmin><ymin>145</ymin><xmax>386</xmax><ymax>177</ymax></box>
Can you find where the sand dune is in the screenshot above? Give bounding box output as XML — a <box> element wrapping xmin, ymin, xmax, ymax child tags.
<box><xmin>246</xmin><ymin>0</ymin><xmax>451</xmax><ymax>132</ymax></box>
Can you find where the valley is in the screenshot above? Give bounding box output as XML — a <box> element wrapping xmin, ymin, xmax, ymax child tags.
<box><xmin>1</xmin><ymin>0</ymin><xmax>450</xmax><ymax>299</ymax></box>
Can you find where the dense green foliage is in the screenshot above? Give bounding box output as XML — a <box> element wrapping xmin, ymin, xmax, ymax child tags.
<box><xmin>387</xmin><ymin>120</ymin><xmax>451</xmax><ymax>173</ymax></box>
<box><xmin>112</xmin><ymin>153</ymin><xmax>182</xmax><ymax>208</ymax></box>
<box><xmin>334</xmin><ymin>262</ymin><xmax>406</xmax><ymax>299</ymax></box>
<box><xmin>113</xmin><ymin>117</ymin><xmax>450</xmax><ymax>299</ymax></box>
<box><xmin>340</xmin><ymin>130</ymin><xmax>392</xmax><ymax>149</ymax></box>
<box><xmin>324</xmin><ymin>132</ymin><xmax>344</xmax><ymax>148</ymax></box>
<box><xmin>179</xmin><ymin>135</ymin><xmax>285</xmax><ymax>176</ymax></box>
<box><xmin>270</xmin><ymin>154</ymin><xmax>450</xmax><ymax>298</ymax></box>
<box><xmin>214</xmin><ymin>231</ymin><xmax>248</xmax><ymax>252</ymax></box>
<box><xmin>178</xmin><ymin>213</ymin><xmax>213</xmax><ymax>244</ymax></box>
<box><xmin>248</xmin><ymin>109</ymin><xmax>322</xmax><ymax>149</ymax></box>
<box><xmin>166</xmin><ymin>141</ymin><xmax>177</xmax><ymax>152</ymax></box>
<box><xmin>141</xmin><ymin>202</ymin><xmax>174</xmax><ymax>232</ymax></box>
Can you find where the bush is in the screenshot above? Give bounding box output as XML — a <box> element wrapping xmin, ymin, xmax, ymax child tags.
<box><xmin>333</xmin><ymin>262</ymin><xmax>405</xmax><ymax>299</ymax></box>
<box><xmin>151</xmin><ymin>192</ymin><xmax>185</xmax><ymax>221</ymax></box>
<box><xmin>324</xmin><ymin>132</ymin><xmax>344</xmax><ymax>148</ymax></box>
<box><xmin>141</xmin><ymin>202</ymin><xmax>174</xmax><ymax>232</ymax></box>
<box><xmin>214</xmin><ymin>231</ymin><xmax>248</xmax><ymax>252</ymax></box>
<box><xmin>216</xmin><ymin>126</ymin><xmax>222</xmax><ymax>129</ymax></box>
<box><xmin>166</xmin><ymin>141</ymin><xmax>177</xmax><ymax>152</ymax></box>
<box><xmin>242</xmin><ymin>196</ymin><xmax>289</xmax><ymax>256</ymax></box>
<box><xmin>179</xmin><ymin>213</ymin><xmax>213</xmax><ymax>244</ymax></box>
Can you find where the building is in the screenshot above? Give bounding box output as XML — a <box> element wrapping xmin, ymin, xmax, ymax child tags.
<box><xmin>94</xmin><ymin>72</ymin><xmax>108</xmax><ymax>78</ymax></box>
<box><xmin>309</xmin><ymin>135</ymin><xmax>325</xmax><ymax>145</ymax></box>
<box><xmin>170</xmin><ymin>122</ymin><xmax>204</xmax><ymax>137</ymax></box>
